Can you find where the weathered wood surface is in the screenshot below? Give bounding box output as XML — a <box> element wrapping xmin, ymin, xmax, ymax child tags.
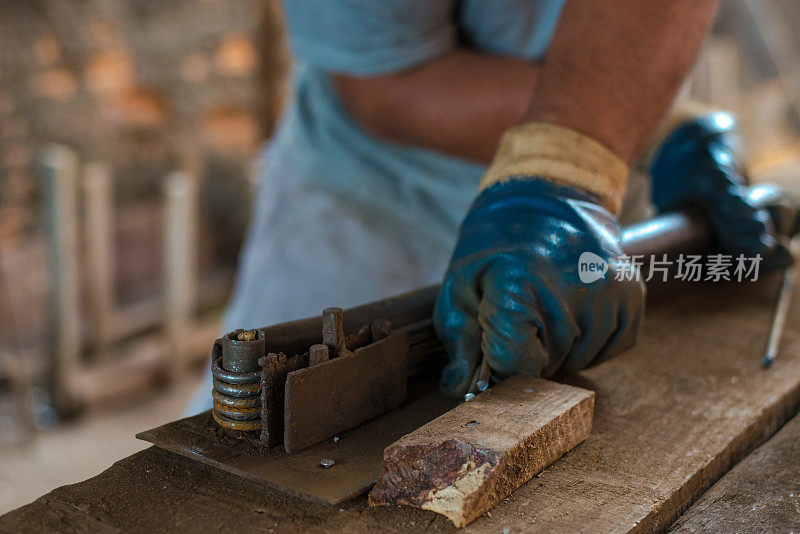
<box><xmin>370</xmin><ymin>377</ymin><xmax>594</xmax><ymax>527</ymax></box>
<box><xmin>3</xmin><ymin>275</ymin><xmax>800</xmax><ymax>533</ymax></box>
<box><xmin>669</xmin><ymin>413</ymin><xmax>800</xmax><ymax>533</ymax></box>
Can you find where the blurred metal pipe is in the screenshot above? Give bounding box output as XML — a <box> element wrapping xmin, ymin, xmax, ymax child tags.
<box><xmin>40</xmin><ymin>145</ymin><xmax>82</xmax><ymax>412</ymax></box>
<box><xmin>83</xmin><ymin>162</ymin><xmax>115</xmax><ymax>360</ymax></box>
<box><xmin>163</xmin><ymin>172</ymin><xmax>199</xmax><ymax>381</ymax></box>
<box><xmin>621</xmin><ymin>212</ymin><xmax>709</xmax><ymax>257</ymax></box>
<box><xmin>622</xmin><ymin>183</ymin><xmax>793</xmax><ymax>258</ymax></box>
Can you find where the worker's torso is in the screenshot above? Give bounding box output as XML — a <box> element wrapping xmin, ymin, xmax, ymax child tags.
<box><xmin>269</xmin><ymin>0</ymin><xmax>566</xmax><ymax>255</ymax></box>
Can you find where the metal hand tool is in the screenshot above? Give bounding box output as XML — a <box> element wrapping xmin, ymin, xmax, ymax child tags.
<box><xmin>464</xmin><ymin>184</ymin><xmax>798</xmax><ymax>400</ymax></box>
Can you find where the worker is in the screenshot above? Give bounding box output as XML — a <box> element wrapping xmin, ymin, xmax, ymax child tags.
<box><xmin>188</xmin><ymin>0</ymin><xmax>788</xmax><ymax>412</ymax></box>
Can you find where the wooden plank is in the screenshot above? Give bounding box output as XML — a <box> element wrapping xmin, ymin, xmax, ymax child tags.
<box><xmin>3</xmin><ymin>276</ymin><xmax>800</xmax><ymax>533</ymax></box>
<box><xmin>669</xmin><ymin>413</ymin><xmax>800</xmax><ymax>533</ymax></box>
<box><xmin>369</xmin><ymin>376</ymin><xmax>594</xmax><ymax>527</ymax></box>
<box><xmin>283</xmin><ymin>332</ymin><xmax>408</xmax><ymax>452</ymax></box>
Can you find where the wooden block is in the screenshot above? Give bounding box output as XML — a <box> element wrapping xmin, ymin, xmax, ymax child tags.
<box><xmin>283</xmin><ymin>331</ymin><xmax>408</xmax><ymax>452</ymax></box>
<box><xmin>369</xmin><ymin>376</ymin><xmax>594</xmax><ymax>527</ymax></box>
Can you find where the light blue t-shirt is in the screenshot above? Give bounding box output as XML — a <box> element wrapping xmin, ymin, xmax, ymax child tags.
<box><xmin>272</xmin><ymin>0</ymin><xmax>566</xmax><ymax>256</ymax></box>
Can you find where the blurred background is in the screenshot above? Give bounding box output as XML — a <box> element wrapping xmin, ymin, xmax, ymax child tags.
<box><xmin>0</xmin><ymin>0</ymin><xmax>799</xmax><ymax>515</ymax></box>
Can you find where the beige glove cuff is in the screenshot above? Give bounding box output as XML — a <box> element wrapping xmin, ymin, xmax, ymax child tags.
<box><xmin>480</xmin><ymin>122</ymin><xmax>629</xmax><ymax>214</ymax></box>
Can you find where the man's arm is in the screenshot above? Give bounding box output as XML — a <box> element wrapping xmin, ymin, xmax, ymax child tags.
<box><xmin>526</xmin><ymin>0</ymin><xmax>719</xmax><ymax>165</ymax></box>
<box><xmin>331</xmin><ymin>49</ymin><xmax>540</xmax><ymax>163</ymax></box>
<box><xmin>435</xmin><ymin>1</ymin><xmax>720</xmax><ymax>395</ymax></box>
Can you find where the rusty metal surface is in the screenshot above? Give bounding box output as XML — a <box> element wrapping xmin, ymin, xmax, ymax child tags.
<box><xmin>322</xmin><ymin>307</ymin><xmax>350</xmax><ymax>357</ymax></box>
<box><xmin>212</xmin><ymin>377</ymin><xmax>260</xmax><ymax>397</ymax></box>
<box><xmin>308</xmin><ymin>344</ymin><xmax>329</xmax><ymax>366</ymax></box>
<box><xmin>211</xmin><ymin>410</ymin><xmax>262</xmax><ymax>432</ymax></box>
<box><xmin>259</xmin><ymin>351</ymin><xmax>307</xmax><ymax>447</ymax></box>
<box><xmin>212</xmin><ymin>399</ymin><xmax>261</xmax><ymax>419</ymax></box>
<box><xmin>136</xmin><ymin>390</ymin><xmax>456</xmax><ymax>505</ymax></box>
<box><xmin>255</xmin><ymin>285</ymin><xmax>440</xmax><ymax>358</ymax></box>
<box><xmin>283</xmin><ymin>332</ymin><xmax>409</xmax><ymax>452</ymax></box>
<box><xmin>216</xmin><ymin>329</ymin><xmax>266</xmax><ymax>373</ymax></box>
<box><xmin>210</xmin><ymin>356</ymin><xmax>260</xmax><ymax>384</ymax></box>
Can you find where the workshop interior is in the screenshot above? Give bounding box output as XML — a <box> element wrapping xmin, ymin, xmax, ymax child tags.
<box><xmin>1</xmin><ymin>1</ymin><xmax>800</xmax><ymax>532</ymax></box>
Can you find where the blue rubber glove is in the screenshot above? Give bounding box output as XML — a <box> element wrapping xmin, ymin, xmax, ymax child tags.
<box><xmin>434</xmin><ymin>178</ymin><xmax>645</xmax><ymax>397</ymax></box>
<box><xmin>650</xmin><ymin>112</ymin><xmax>777</xmax><ymax>259</ymax></box>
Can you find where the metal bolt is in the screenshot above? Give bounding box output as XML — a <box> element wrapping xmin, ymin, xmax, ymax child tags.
<box><xmin>320</xmin><ymin>458</ymin><xmax>335</xmax><ymax>468</ymax></box>
<box><xmin>476</xmin><ymin>380</ymin><xmax>489</xmax><ymax>392</ymax></box>
<box><xmin>524</xmin><ymin>387</ymin><xmax>534</xmax><ymax>393</ymax></box>
<box><xmin>322</xmin><ymin>307</ymin><xmax>346</xmax><ymax>357</ymax></box>
<box><xmin>333</xmin><ymin>436</ymin><xmax>339</xmax><ymax>443</ymax></box>
<box><xmin>309</xmin><ymin>344</ymin><xmax>330</xmax><ymax>366</ymax></box>
<box><xmin>463</xmin><ymin>393</ymin><xmax>475</xmax><ymax>402</ymax></box>
<box><xmin>465</xmin><ymin>420</ymin><xmax>480</xmax><ymax>427</ymax></box>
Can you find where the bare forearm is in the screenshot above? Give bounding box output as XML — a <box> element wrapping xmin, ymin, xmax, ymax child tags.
<box><xmin>331</xmin><ymin>49</ymin><xmax>540</xmax><ymax>163</ymax></box>
<box><xmin>526</xmin><ymin>0</ymin><xmax>718</xmax><ymax>164</ymax></box>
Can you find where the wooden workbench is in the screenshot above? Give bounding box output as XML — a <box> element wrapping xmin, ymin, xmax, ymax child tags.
<box><xmin>670</xmin><ymin>408</ymin><xmax>800</xmax><ymax>532</ymax></box>
<box><xmin>3</xmin><ymin>274</ymin><xmax>800</xmax><ymax>533</ymax></box>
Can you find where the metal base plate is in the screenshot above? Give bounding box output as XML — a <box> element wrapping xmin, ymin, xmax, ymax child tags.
<box><xmin>136</xmin><ymin>391</ymin><xmax>456</xmax><ymax>505</ymax></box>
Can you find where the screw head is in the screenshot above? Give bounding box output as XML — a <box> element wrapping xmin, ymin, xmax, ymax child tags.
<box><xmin>320</xmin><ymin>458</ymin><xmax>335</xmax><ymax>468</ymax></box>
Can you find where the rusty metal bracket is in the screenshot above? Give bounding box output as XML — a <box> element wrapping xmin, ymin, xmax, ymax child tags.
<box><xmin>259</xmin><ymin>351</ymin><xmax>307</xmax><ymax>447</ymax></box>
<box><xmin>210</xmin><ymin>289</ymin><xmax>444</xmax><ymax>450</ymax></box>
<box><xmin>283</xmin><ymin>331</ymin><xmax>409</xmax><ymax>452</ymax></box>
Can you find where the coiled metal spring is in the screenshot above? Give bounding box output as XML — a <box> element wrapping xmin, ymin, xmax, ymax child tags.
<box><xmin>211</xmin><ymin>329</ymin><xmax>265</xmax><ymax>432</ymax></box>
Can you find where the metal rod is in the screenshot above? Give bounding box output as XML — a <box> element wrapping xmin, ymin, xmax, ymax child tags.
<box><xmin>620</xmin><ymin>212</ymin><xmax>709</xmax><ymax>257</ymax></box>
<box><xmin>761</xmin><ymin>237</ymin><xmax>800</xmax><ymax>368</ymax></box>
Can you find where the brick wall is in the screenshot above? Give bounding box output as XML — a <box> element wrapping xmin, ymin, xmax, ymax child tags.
<box><xmin>0</xmin><ymin>0</ymin><xmax>288</xmax><ymax>254</ymax></box>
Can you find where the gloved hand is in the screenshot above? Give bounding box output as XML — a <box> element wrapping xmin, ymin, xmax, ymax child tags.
<box><xmin>649</xmin><ymin>112</ymin><xmax>779</xmax><ymax>260</ymax></box>
<box><xmin>434</xmin><ymin>178</ymin><xmax>644</xmax><ymax>397</ymax></box>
